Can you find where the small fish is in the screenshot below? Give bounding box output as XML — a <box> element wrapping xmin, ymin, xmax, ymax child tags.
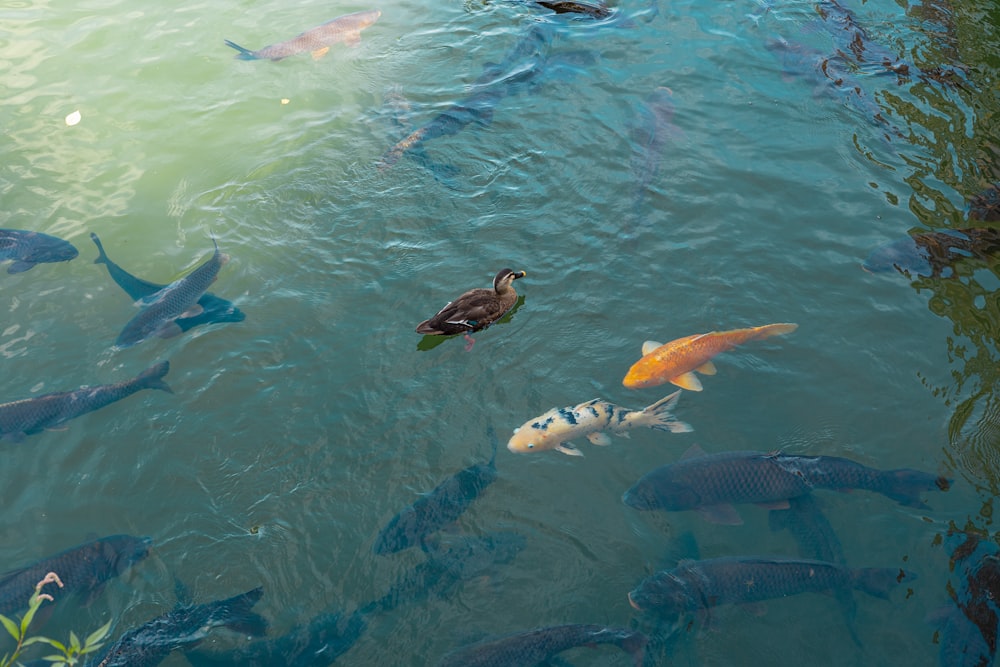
<box><xmin>622</xmin><ymin>446</ymin><xmax>951</xmax><ymax>524</ymax></box>
<box><xmin>622</xmin><ymin>323</ymin><xmax>798</xmax><ymax>391</ymax></box>
<box><xmin>91</xmin><ymin>233</ymin><xmax>244</xmax><ymax>333</ymax></box>
<box><xmin>372</xmin><ymin>427</ymin><xmax>499</xmax><ymax>554</ymax></box>
<box><xmin>436</xmin><ymin>624</ymin><xmax>647</xmax><ymax>667</ymax></box>
<box><xmin>507</xmin><ymin>391</ymin><xmax>691</xmax><ymax>457</ymax></box>
<box><xmin>0</xmin><ymin>228</ymin><xmax>78</xmax><ymax>274</ymax></box>
<box><xmin>627</xmin><ymin>556</ymin><xmax>913</xmax><ymax>633</ymax></box>
<box><xmin>0</xmin><ymin>535</ymin><xmax>151</xmax><ymax>616</ymax></box>
<box><xmin>224</xmin><ymin>10</ymin><xmax>381</xmax><ymax>61</ymax></box>
<box><xmin>115</xmin><ymin>241</ymin><xmax>229</xmax><ymax>348</ymax></box>
<box><xmin>88</xmin><ymin>587</ymin><xmax>268</xmax><ymax>667</ymax></box>
<box><xmin>361</xmin><ymin>532</ymin><xmax>526</xmax><ymax>616</ymax></box>
<box><xmin>185</xmin><ymin>608</ymin><xmax>366</xmax><ymax>667</ymax></box>
<box><xmin>0</xmin><ymin>361</ymin><xmax>173</xmax><ymax>443</ymax></box>
<box><xmin>862</xmin><ymin>228</ymin><xmax>1000</xmax><ymax>278</ymax></box>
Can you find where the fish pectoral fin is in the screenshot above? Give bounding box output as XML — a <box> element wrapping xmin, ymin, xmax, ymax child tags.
<box><xmin>44</xmin><ymin>425</ymin><xmax>69</xmax><ymax>432</ymax></box>
<box><xmin>586</xmin><ymin>432</ymin><xmax>612</xmax><ymax>446</ymax></box>
<box><xmin>180</xmin><ymin>304</ymin><xmax>205</xmax><ymax>318</ymax></box>
<box><xmin>697</xmin><ymin>503</ymin><xmax>743</xmax><ymax>525</ymax></box>
<box><xmin>696</xmin><ymin>361</ymin><xmax>717</xmax><ymax>375</ymax></box>
<box><xmin>671</xmin><ymin>372</ymin><xmax>704</xmax><ymax>392</ymax></box>
<box><xmin>755</xmin><ymin>499</ymin><xmax>790</xmax><ymax>510</ymax></box>
<box><xmin>680</xmin><ymin>443</ymin><xmax>707</xmax><ymax>460</ymax></box>
<box><xmin>344</xmin><ymin>32</ymin><xmax>363</xmax><ymax>47</ymax></box>
<box><xmin>555</xmin><ymin>443</ymin><xmax>584</xmax><ymax>456</ymax></box>
<box><xmin>311</xmin><ymin>46</ymin><xmax>331</xmax><ymax>60</ymax></box>
<box><xmin>641</xmin><ymin>340</ymin><xmax>663</xmax><ymax>356</ymax></box>
<box><xmin>7</xmin><ymin>261</ymin><xmax>35</xmax><ymax>274</ymax></box>
<box><xmin>154</xmin><ymin>321</ymin><xmax>184</xmax><ymax>339</ymax></box>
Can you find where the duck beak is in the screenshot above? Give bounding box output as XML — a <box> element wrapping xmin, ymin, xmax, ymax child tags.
<box><xmin>514</xmin><ymin>270</ymin><xmax>526</xmax><ymax>279</ymax></box>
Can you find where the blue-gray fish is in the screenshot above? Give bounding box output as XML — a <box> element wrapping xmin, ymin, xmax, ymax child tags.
<box><xmin>0</xmin><ymin>361</ymin><xmax>172</xmax><ymax>443</ymax></box>
<box><xmin>935</xmin><ymin>527</ymin><xmax>1000</xmax><ymax>667</ymax></box>
<box><xmin>86</xmin><ymin>587</ymin><xmax>267</xmax><ymax>667</ymax></box>
<box><xmin>373</xmin><ymin>428</ymin><xmax>499</xmax><ymax>555</ymax></box>
<box><xmin>224</xmin><ymin>10</ymin><xmax>381</xmax><ymax>61</ymax></box>
<box><xmin>361</xmin><ymin>531</ymin><xmax>526</xmax><ymax>615</ymax></box>
<box><xmin>184</xmin><ymin>608</ymin><xmax>366</xmax><ymax>667</ymax></box>
<box><xmin>0</xmin><ymin>535</ymin><xmax>151</xmax><ymax>616</ymax></box>
<box><xmin>862</xmin><ymin>228</ymin><xmax>1000</xmax><ymax>278</ymax></box>
<box><xmin>437</xmin><ymin>624</ymin><xmax>647</xmax><ymax>667</ymax></box>
<box><xmin>0</xmin><ymin>228</ymin><xmax>78</xmax><ymax>274</ymax></box>
<box><xmin>115</xmin><ymin>241</ymin><xmax>229</xmax><ymax>348</ymax></box>
<box><xmin>378</xmin><ymin>24</ymin><xmax>554</xmax><ymax>171</ymax></box>
<box><xmin>91</xmin><ymin>233</ymin><xmax>244</xmax><ymax>333</ymax></box>
<box><xmin>622</xmin><ymin>446</ymin><xmax>950</xmax><ymax>524</ymax></box>
<box><xmin>768</xmin><ymin>493</ymin><xmax>845</xmax><ymax>565</ymax></box>
<box><xmin>627</xmin><ymin>556</ymin><xmax>912</xmax><ymax>630</ymax></box>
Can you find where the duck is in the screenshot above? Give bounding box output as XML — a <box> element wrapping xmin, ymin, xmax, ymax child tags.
<box><xmin>416</xmin><ymin>268</ymin><xmax>527</xmax><ymax>349</ymax></box>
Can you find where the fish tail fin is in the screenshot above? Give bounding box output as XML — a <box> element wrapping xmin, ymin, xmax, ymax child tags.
<box><xmin>754</xmin><ymin>322</ymin><xmax>799</xmax><ymax>340</ymax></box>
<box><xmin>851</xmin><ymin>567</ymin><xmax>914</xmax><ymax>600</ymax></box>
<box><xmin>90</xmin><ymin>232</ymin><xmax>108</xmax><ymax>265</ymax></box>
<box><xmin>641</xmin><ymin>390</ymin><xmax>693</xmax><ymax>434</ymax></box>
<box><xmin>137</xmin><ymin>361</ymin><xmax>173</xmax><ymax>394</ymax></box>
<box><xmin>209</xmin><ymin>586</ymin><xmax>269</xmax><ymax>636</ymax></box>
<box><xmin>224</xmin><ymin>39</ymin><xmax>257</xmax><ymax>60</ymax></box>
<box><xmin>882</xmin><ymin>469</ymin><xmax>952</xmax><ymax>508</ymax></box>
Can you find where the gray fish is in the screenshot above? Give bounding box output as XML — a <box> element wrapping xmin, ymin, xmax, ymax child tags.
<box><xmin>862</xmin><ymin>228</ymin><xmax>1000</xmax><ymax>278</ymax></box>
<box><xmin>378</xmin><ymin>24</ymin><xmax>555</xmax><ymax>171</ymax></box>
<box><xmin>0</xmin><ymin>228</ymin><xmax>78</xmax><ymax>274</ymax></box>
<box><xmin>622</xmin><ymin>446</ymin><xmax>950</xmax><ymax>524</ymax></box>
<box><xmin>86</xmin><ymin>587</ymin><xmax>267</xmax><ymax>667</ymax></box>
<box><xmin>373</xmin><ymin>427</ymin><xmax>499</xmax><ymax>555</ymax></box>
<box><xmin>0</xmin><ymin>535</ymin><xmax>151</xmax><ymax>616</ymax></box>
<box><xmin>768</xmin><ymin>493</ymin><xmax>845</xmax><ymax>565</ymax></box>
<box><xmin>224</xmin><ymin>10</ymin><xmax>381</xmax><ymax>61</ymax></box>
<box><xmin>91</xmin><ymin>233</ymin><xmax>244</xmax><ymax>333</ymax></box>
<box><xmin>437</xmin><ymin>624</ymin><xmax>647</xmax><ymax>667</ymax></box>
<box><xmin>184</xmin><ymin>608</ymin><xmax>366</xmax><ymax>667</ymax></box>
<box><xmin>0</xmin><ymin>361</ymin><xmax>173</xmax><ymax>443</ymax></box>
<box><xmin>625</xmin><ymin>87</ymin><xmax>680</xmax><ymax>238</ymax></box>
<box><xmin>935</xmin><ymin>527</ymin><xmax>1000</xmax><ymax>666</ymax></box>
<box><xmin>115</xmin><ymin>241</ymin><xmax>229</xmax><ymax>348</ymax></box>
<box><xmin>627</xmin><ymin>556</ymin><xmax>912</xmax><ymax>630</ymax></box>
<box><xmin>361</xmin><ymin>531</ymin><xmax>526</xmax><ymax>615</ymax></box>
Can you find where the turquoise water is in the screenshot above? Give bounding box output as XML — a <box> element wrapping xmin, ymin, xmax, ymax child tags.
<box><xmin>1</xmin><ymin>0</ymin><xmax>998</xmax><ymax>663</ymax></box>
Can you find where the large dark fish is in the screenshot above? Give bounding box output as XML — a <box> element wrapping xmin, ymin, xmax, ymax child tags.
<box><xmin>184</xmin><ymin>608</ymin><xmax>366</xmax><ymax>667</ymax></box>
<box><xmin>372</xmin><ymin>428</ymin><xmax>499</xmax><ymax>555</ymax></box>
<box><xmin>436</xmin><ymin>624</ymin><xmax>647</xmax><ymax>667</ymax></box>
<box><xmin>91</xmin><ymin>233</ymin><xmax>244</xmax><ymax>333</ymax></box>
<box><xmin>378</xmin><ymin>24</ymin><xmax>554</xmax><ymax>171</ymax></box>
<box><xmin>768</xmin><ymin>493</ymin><xmax>846</xmax><ymax>565</ymax></box>
<box><xmin>86</xmin><ymin>587</ymin><xmax>267</xmax><ymax>667</ymax></box>
<box><xmin>863</xmin><ymin>227</ymin><xmax>1000</xmax><ymax>278</ymax></box>
<box><xmin>627</xmin><ymin>556</ymin><xmax>912</xmax><ymax>629</ymax></box>
<box><xmin>0</xmin><ymin>361</ymin><xmax>173</xmax><ymax>443</ymax></box>
<box><xmin>0</xmin><ymin>535</ymin><xmax>151</xmax><ymax>616</ymax></box>
<box><xmin>361</xmin><ymin>531</ymin><xmax>526</xmax><ymax>615</ymax></box>
<box><xmin>622</xmin><ymin>447</ymin><xmax>950</xmax><ymax>524</ymax></box>
<box><xmin>115</xmin><ymin>241</ymin><xmax>229</xmax><ymax>348</ymax></box>
<box><xmin>0</xmin><ymin>229</ymin><xmax>78</xmax><ymax>274</ymax></box>
<box><xmin>224</xmin><ymin>10</ymin><xmax>381</xmax><ymax>61</ymax></box>
<box><xmin>935</xmin><ymin>527</ymin><xmax>1000</xmax><ymax>667</ymax></box>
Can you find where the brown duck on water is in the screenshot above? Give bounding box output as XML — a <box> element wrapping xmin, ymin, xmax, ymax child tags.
<box><xmin>416</xmin><ymin>268</ymin><xmax>526</xmax><ymax>350</ymax></box>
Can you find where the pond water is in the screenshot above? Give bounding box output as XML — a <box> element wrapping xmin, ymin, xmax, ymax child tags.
<box><xmin>1</xmin><ymin>0</ymin><xmax>998</xmax><ymax>664</ymax></box>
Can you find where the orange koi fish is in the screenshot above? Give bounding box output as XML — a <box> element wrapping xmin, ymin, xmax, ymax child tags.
<box><xmin>225</xmin><ymin>10</ymin><xmax>381</xmax><ymax>62</ymax></box>
<box><xmin>623</xmin><ymin>323</ymin><xmax>798</xmax><ymax>391</ymax></box>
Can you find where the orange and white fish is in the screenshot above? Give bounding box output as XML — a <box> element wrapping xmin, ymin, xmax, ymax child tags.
<box><xmin>623</xmin><ymin>323</ymin><xmax>798</xmax><ymax>391</ymax></box>
<box><xmin>507</xmin><ymin>391</ymin><xmax>691</xmax><ymax>456</ymax></box>
<box><xmin>224</xmin><ymin>10</ymin><xmax>381</xmax><ymax>62</ymax></box>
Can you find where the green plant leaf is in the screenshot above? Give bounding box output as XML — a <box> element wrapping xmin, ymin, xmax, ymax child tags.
<box><xmin>84</xmin><ymin>620</ymin><xmax>111</xmax><ymax>648</ymax></box>
<box><xmin>78</xmin><ymin>641</ymin><xmax>105</xmax><ymax>655</ymax></box>
<box><xmin>68</xmin><ymin>631</ymin><xmax>80</xmax><ymax>652</ymax></box>
<box><xmin>0</xmin><ymin>615</ymin><xmax>19</xmax><ymax>641</ymax></box>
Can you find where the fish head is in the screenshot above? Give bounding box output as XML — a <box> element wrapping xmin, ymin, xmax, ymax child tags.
<box><xmin>627</xmin><ymin>571</ymin><xmax>689</xmax><ymax>620</ymax></box>
<box><xmin>100</xmin><ymin>534</ymin><xmax>154</xmax><ymax>575</ymax></box>
<box><xmin>23</xmin><ymin>233</ymin><xmax>79</xmax><ymax>264</ymax></box>
<box><xmin>623</xmin><ymin>475</ymin><xmax>700</xmax><ymax>512</ymax></box>
<box><xmin>507</xmin><ymin>409</ymin><xmax>564</xmax><ymax>453</ymax></box>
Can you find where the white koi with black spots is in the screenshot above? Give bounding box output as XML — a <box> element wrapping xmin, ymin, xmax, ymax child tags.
<box><xmin>507</xmin><ymin>391</ymin><xmax>691</xmax><ymax>456</ymax></box>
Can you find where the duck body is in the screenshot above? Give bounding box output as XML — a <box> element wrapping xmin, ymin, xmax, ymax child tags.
<box><xmin>416</xmin><ymin>268</ymin><xmax>526</xmax><ymax>336</ymax></box>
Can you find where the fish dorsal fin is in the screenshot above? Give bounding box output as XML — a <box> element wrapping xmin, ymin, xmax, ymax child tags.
<box><xmin>681</xmin><ymin>444</ymin><xmax>707</xmax><ymax>461</ymax></box>
<box><xmin>555</xmin><ymin>443</ymin><xmax>584</xmax><ymax>457</ymax></box>
<box><xmin>696</xmin><ymin>361</ymin><xmax>717</xmax><ymax>375</ymax></box>
<box><xmin>671</xmin><ymin>372</ymin><xmax>703</xmax><ymax>391</ymax></box>
<box><xmin>311</xmin><ymin>46</ymin><xmax>331</xmax><ymax>59</ymax></box>
<box><xmin>573</xmin><ymin>398</ymin><xmax>602</xmax><ymax>410</ymax></box>
<box><xmin>641</xmin><ymin>340</ymin><xmax>663</xmax><ymax>356</ymax></box>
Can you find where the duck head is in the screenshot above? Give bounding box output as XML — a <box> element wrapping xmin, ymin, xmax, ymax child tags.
<box><xmin>493</xmin><ymin>268</ymin><xmax>526</xmax><ymax>293</ymax></box>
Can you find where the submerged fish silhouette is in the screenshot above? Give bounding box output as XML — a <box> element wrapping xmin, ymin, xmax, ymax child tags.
<box><xmin>935</xmin><ymin>527</ymin><xmax>1000</xmax><ymax>667</ymax></box>
<box><xmin>863</xmin><ymin>227</ymin><xmax>1000</xmax><ymax>278</ymax></box>
<box><xmin>625</xmin><ymin>86</ymin><xmax>680</xmax><ymax>238</ymax></box>
<box><xmin>437</xmin><ymin>624</ymin><xmax>647</xmax><ymax>667</ymax></box>
<box><xmin>88</xmin><ymin>587</ymin><xmax>267</xmax><ymax>667</ymax></box>
<box><xmin>225</xmin><ymin>10</ymin><xmax>381</xmax><ymax>61</ymax></box>
<box><xmin>91</xmin><ymin>233</ymin><xmax>244</xmax><ymax>334</ymax></box>
<box><xmin>0</xmin><ymin>535</ymin><xmax>151</xmax><ymax>616</ymax></box>
<box><xmin>115</xmin><ymin>240</ymin><xmax>229</xmax><ymax>348</ymax></box>
<box><xmin>0</xmin><ymin>228</ymin><xmax>77</xmax><ymax>274</ymax></box>
<box><xmin>0</xmin><ymin>361</ymin><xmax>172</xmax><ymax>443</ymax></box>
<box><xmin>373</xmin><ymin>427</ymin><xmax>499</xmax><ymax>555</ymax></box>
